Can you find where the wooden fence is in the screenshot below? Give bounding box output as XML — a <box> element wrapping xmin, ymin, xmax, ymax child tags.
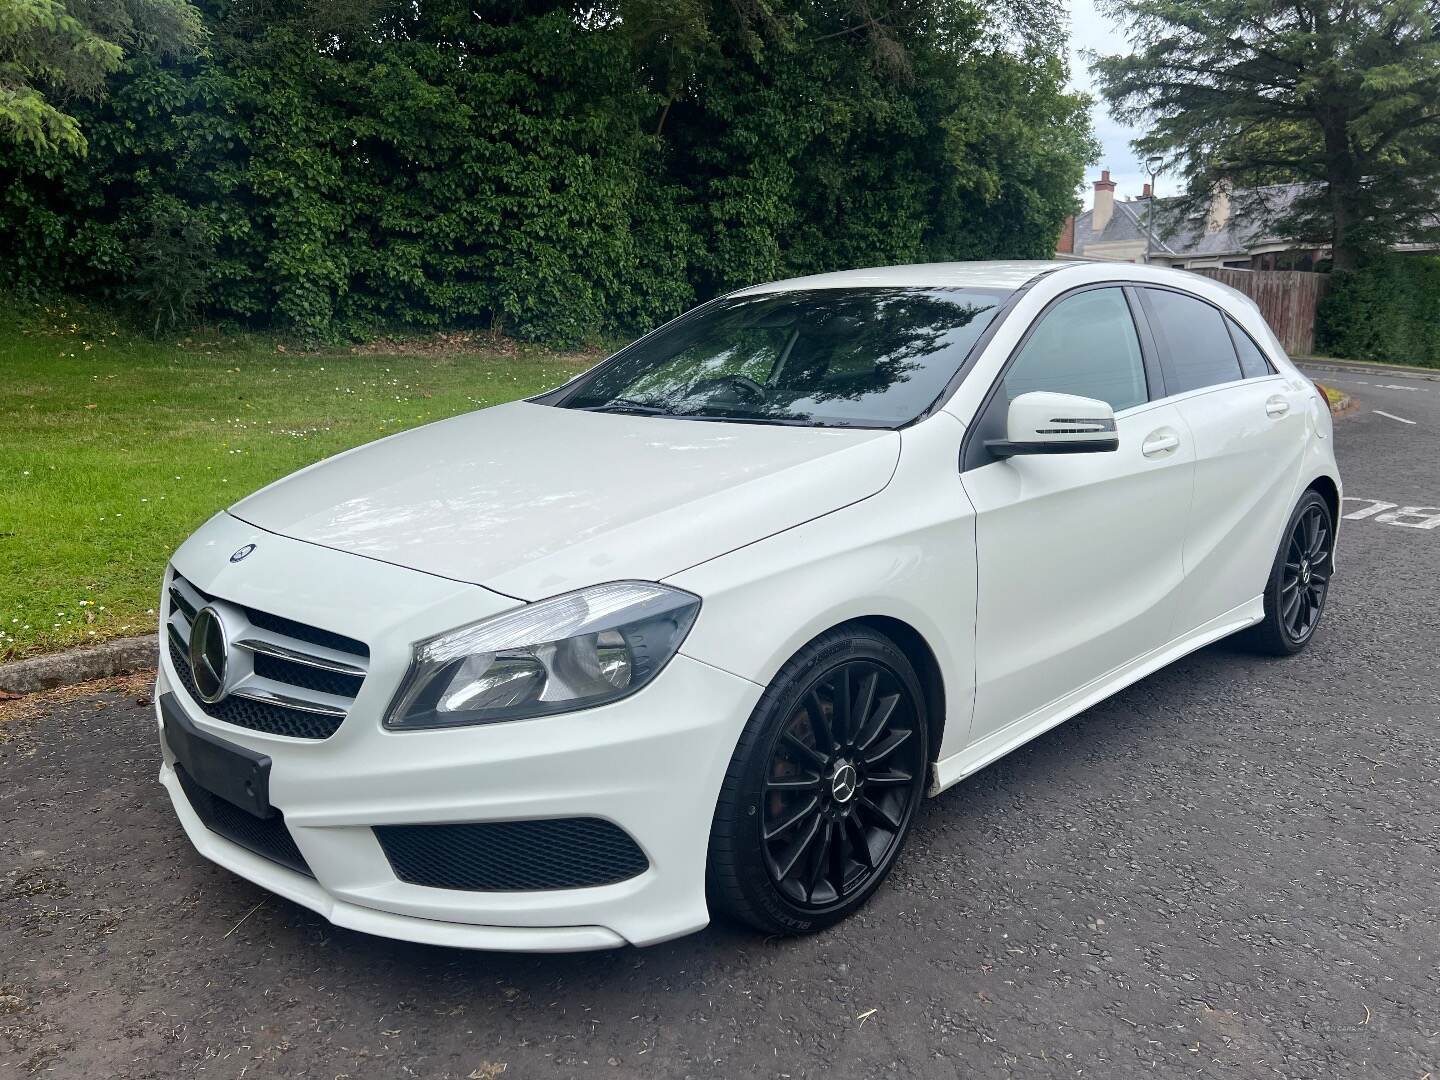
<box><xmin>1189</xmin><ymin>268</ymin><xmax>1330</xmax><ymax>356</ymax></box>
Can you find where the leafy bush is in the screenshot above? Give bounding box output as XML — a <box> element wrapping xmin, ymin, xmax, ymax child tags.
<box><xmin>1317</xmin><ymin>255</ymin><xmax>1440</xmax><ymax>367</ymax></box>
<box><xmin>125</xmin><ymin>196</ymin><xmax>218</xmax><ymax>336</ymax></box>
<box><xmin>0</xmin><ymin>1</ymin><xmax>1094</xmax><ymax>345</ymax></box>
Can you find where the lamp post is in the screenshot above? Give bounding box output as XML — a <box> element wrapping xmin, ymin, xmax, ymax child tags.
<box><xmin>1144</xmin><ymin>156</ymin><xmax>1164</xmax><ymax>264</ymax></box>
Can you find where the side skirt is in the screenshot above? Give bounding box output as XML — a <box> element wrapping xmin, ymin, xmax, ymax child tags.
<box><xmin>928</xmin><ymin>596</ymin><xmax>1264</xmax><ymax>796</ymax></box>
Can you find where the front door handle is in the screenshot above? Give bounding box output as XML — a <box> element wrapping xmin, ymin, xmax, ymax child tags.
<box><xmin>1141</xmin><ymin>429</ymin><xmax>1180</xmax><ymax>458</ymax></box>
<box><xmin>1266</xmin><ymin>396</ymin><xmax>1291</xmax><ymax>418</ymax></box>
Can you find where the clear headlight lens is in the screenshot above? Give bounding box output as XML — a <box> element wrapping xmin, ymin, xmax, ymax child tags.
<box><xmin>384</xmin><ymin>581</ymin><xmax>701</xmax><ymax>730</ymax></box>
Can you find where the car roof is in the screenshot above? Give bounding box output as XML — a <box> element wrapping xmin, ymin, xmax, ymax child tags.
<box><xmin>729</xmin><ymin>260</ymin><xmax>1073</xmax><ymax>296</ymax></box>
<box><xmin>728</xmin><ymin>260</ymin><xmax>1268</xmax><ymax>322</ymax></box>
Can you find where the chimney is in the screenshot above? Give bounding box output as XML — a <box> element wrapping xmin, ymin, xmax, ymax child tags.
<box><xmin>1206</xmin><ymin>179</ymin><xmax>1232</xmax><ymax>234</ymax></box>
<box><xmin>1092</xmin><ymin>169</ymin><xmax>1117</xmax><ymax>233</ymax></box>
<box><xmin>1056</xmin><ymin>214</ymin><xmax>1076</xmax><ymax>254</ymax></box>
<box><xmin>1142</xmin><ymin>182</ymin><xmax>1152</xmax><ymax>198</ymax></box>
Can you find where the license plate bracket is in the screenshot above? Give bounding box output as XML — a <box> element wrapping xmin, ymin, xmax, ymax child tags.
<box><xmin>161</xmin><ymin>693</ymin><xmax>273</xmax><ymax>818</ymax></box>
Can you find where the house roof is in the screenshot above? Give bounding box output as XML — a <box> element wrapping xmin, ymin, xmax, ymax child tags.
<box><xmin>1075</xmin><ymin>183</ymin><xmax>1315</xmax><ymax>259</ymax></box>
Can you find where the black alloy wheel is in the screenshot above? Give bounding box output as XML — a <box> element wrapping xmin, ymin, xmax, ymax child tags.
<box><xmin>707</xmin><ymin>625</ymin><xmax>929</xmax><ymax>935</ymax></box>
<box><xmin>1281</xmin><ymin>501</ymin><xmax>1332</xmax><ymax>643</ymax></box>
<box><xmin>1241</xmin><ymin>488</ymin><xmax>1335</xmax><ymax>656</ymax></box>
<box><xmin>761</xmin><ymin>660</ymin><xmax>923</xmax><ymax>907</ymax></box>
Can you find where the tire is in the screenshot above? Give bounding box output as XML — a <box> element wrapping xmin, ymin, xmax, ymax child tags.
<box><xmin>1239</xmin><ymin>489</ymin><xmax>1334</xmax><ymax>656</ymax></box>
<box><xmin>706</xmin><ymin>623</ymin><xmax>930</xmax><ymax>936</ymax></box>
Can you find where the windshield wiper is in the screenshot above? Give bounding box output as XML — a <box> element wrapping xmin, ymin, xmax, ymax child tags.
<box><xmin>674</xmin><ymin>412</ymin><xmax>844</xmax><ymax>429</ymax></box>
<box><xmin>578</xmin><ymin>398</ymin><xmax>668</xmax><ymax>415</ymax></box>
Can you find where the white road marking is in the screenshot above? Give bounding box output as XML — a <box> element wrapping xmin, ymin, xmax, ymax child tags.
<box><xmin>1372</xmin><ymin>410</ymin><xmax>1417</xmax><ymax>425</ymax></box>
<box><xmin>1343</xmin><ymin>498</ymin><xmax>1440</xmax><ymax>530</ymax></box>
<box><xmin>1343</xmin><ymin>498</ymin><xmax>1396</xmax><ymax>520</ymax></box>
<box><xmin>1376</xmin><ymin>383</ymin><xmax>1419</xmax><ymax>391</ymax></box>
<box><xmin>1377</xmin><ymin>507</ymin><xmax>1440</xmax><ymax>530</ymax></box>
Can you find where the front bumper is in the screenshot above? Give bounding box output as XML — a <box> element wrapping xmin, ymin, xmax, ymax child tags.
<box><xmin>157</xmin><ymin>516</ymin><xmax>762</xmax><ymax>951</ymax></box>
<box><xmin>158</xmin><ymin>648</ymin><xmax>760</xmax><ymax>950</ymax></box>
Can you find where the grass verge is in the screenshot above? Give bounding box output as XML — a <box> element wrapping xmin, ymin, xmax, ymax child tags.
<box><xmin>1</xmin><ymin>299</ymin><xmax>595</xmax><ymax>660</ymax></box>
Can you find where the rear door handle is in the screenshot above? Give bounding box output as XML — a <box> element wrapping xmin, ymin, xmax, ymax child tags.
<box><xmin>1266</xmin><ymin>396</ymin><xmax>1290</xmax><ymax>418</ymax></box>
<box><xmin>1141</xmin><ymin>430</ymin><xmax>1180</xmax><ymax>458</ymax></box>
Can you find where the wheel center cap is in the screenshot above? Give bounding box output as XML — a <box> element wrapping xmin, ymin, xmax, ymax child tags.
<box><xmin>830</xmin><ymin>762</ymin><xmax>859</xmax><ymax>804</ymax></box>
<box><xmin>1300</xmin><ymin>559</ymin><xmax>1311</xmax><ymax>585</ymax></box>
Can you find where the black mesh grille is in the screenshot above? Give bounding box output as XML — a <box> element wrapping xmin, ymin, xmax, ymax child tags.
<box><xmin>252</xmin><ymin>651</ymin><xmax>365</xmax><ymax>698</ymax></box>
<box><xmin>168</xmin><ymin>635</ymin><xmax>343</xmax><ymax>740</ymax></box>
<box><xmin>175</xmin><ymin>765</ymin><xmax>313</xmax><ymax>877</ymax></box>
<box><xmin>375</xmin><ymin>819</ymin><xmax>649</xmax><ymax>891</ymax></box>
<box><xmin>242</xmin><ymin>606</ymin><xmax>368</xmax><ymax>659</ymax></box>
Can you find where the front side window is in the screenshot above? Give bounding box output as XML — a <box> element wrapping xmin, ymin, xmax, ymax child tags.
<box><xmin>1002</xmin><ymin>287</ymin><xmax>1148</xmax><ymax>412</ymax></box>
<box><xmin>1143</xmin><ymin>288</ymin><xmax>1244</xmax><ymax>394</ymax></box>
<box><xmin>556</xmin><ymin>287</ymin><xmax>1011</xmax><ymax>428</ymax></box>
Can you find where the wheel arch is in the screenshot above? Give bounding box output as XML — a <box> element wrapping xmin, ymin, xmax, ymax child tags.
<box><xmin>1306</xmin><ymin>473</ymin><xmax>1340</xmax><ymax>527</ymax></box>
<box><xmin>850</xmin><ymin>615</ymin><xmax>947</xmax><ymax>767</ymax></box>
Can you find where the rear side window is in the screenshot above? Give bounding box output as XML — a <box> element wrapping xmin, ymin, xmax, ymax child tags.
<box><xmin>1002</xmin><ymin>288</ymin><xmax>1148</xmax><ymax>412</ymax></box>
<box><xmin>1227</xmin><ymin>318</ymin><xmax>1275</xmax><ymax>378</ymax></box>
<box><xmin>1143</xmin><ymin>288</ymin><xmax>1243</xmax><ymax>394</ymax></box>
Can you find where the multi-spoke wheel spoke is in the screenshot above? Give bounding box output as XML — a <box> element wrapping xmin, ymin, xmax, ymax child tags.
<box><xmin>1279</xmin><ymin>505</ymin><xmax>1331</xmax><ymax>643</ymax></box>
<box><xmin>761</xmin><ymin>659</ymin><xmax>924</xmax><ymax>909</ymax></box>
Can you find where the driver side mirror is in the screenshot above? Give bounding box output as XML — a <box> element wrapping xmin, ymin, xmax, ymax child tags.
<box><xmin>985</xmin><ymin>391</ymin><xmax>1119</xmax><ymax>460</ymax></box>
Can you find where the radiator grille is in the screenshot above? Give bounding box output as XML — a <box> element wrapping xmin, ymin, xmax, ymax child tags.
<box><xmin>167</xmin><ymin>636</ymin><xmax>345</xmax><ymax>739</ymax></box>
<box><xmin>375</xmin><ymin>818</ymin><xmax>650</xmax><ymax>892</ymax></box>
<box><xmin>165</xmin><ymin>570</ymin><xmax>368</xmax><ymax>740</ymax></box>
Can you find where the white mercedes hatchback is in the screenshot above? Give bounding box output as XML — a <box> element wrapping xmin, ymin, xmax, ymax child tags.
<box><xmin>157</xmin><ymin>261</ymin><xmax>1340</xmax><ymax>950</ymax></box>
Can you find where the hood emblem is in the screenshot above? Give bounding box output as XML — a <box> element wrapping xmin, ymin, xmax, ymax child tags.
<box><xmin>230</xmin><ymin>544</ymin><xmax>256</xmax><ymax>563</ymax></box>
<box><xmin>188</xmin><ymin>606</ymin><xmax>231</xmax><ymax>704</ymax></box>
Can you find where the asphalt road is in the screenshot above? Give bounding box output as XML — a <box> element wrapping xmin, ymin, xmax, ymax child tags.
<box><xmin>4</xmin><ymin>368</ymin><xmax>1438</xmax><ymax>1079</ymax></box>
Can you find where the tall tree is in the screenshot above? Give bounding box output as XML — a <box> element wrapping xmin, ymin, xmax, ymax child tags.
<box><xmin>1093</xmin><ymin>0</ymin><xmax>1440</xmax><ymax>269</ymax></box>
<box><xmin>0</xmin><ymin>0</ymin><xmax>205</xmax><ymax>154</ymax></box>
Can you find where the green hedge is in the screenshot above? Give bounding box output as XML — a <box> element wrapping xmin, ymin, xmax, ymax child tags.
<box><xmin>0</xmin><ymin>2</ymin><xmax>1094</xmax><ymax>346</ymax></box>
<box><xmin>1316</xmin><ymin>255</ymin><xmax>1440</xmax><ymax>368</ymax></box>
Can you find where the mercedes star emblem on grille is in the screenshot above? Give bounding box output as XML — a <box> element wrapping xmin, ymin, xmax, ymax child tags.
<box><xmin>230</xmin><ymin>544</ymin><xmax>256</xmax><ymax>563</ymax></box>
<box><xmin>188</xmin><ymin>606</ymin><xmax>231</xmax><ymax>704</ymax></box>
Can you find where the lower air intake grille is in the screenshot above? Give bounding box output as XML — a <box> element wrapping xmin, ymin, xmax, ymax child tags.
<box><xmin>375</xmin><ymin>818</ymin><xmax>649</xmax><ymax>891</ymax></box>
<box><xmin>175</xmin><ymin>765</ymin><xmax>313</xmax><ymax>878</ymax></box>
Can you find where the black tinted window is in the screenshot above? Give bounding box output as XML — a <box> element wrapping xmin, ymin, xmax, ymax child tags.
<box><xmin>1228</xmin><ymin>318</ymin><xmax>1275</xmax><ymax>378</ymax></box>
<box><xmin>1003</xmin><ymin>288</ymin><xmax>1148</xmax><ymax>411</ymax></box>
<box><xmin>1144</xmin><ymin>288</ymin><xmax>1243</xmax><ymax>394</ymax></box>
<box><xmin>558</xmin><ymin>287</ymin><xmax>1009</xmax><ymax>428</ymax></box>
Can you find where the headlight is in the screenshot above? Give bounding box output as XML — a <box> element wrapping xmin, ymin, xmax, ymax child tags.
<box><xmin>383</xmin><ymin>581</ymin><xmax>701</xmax><ymax>730</ymax></box>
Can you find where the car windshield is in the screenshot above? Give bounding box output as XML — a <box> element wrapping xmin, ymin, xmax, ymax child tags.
<box><xmin>554</xmin><ymin>286</ymin><xmax>1012</xmax><ymax>428</ymax></box>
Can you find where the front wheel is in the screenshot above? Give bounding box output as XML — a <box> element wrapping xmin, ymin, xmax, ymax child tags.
<box><xmin>706</xmin><ymin>625</ymin><xmax>929</xmax><ymax>936</ymax></box>
<box><xmin>1240</xmin><ymin>489</ymin><xmax>1334</xmax><ymax>655</ymax></box>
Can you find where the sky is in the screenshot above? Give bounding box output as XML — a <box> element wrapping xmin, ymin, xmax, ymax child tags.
<box><xmin>1066</xmin><ymin>0</ymin><xmax>1181</xmax><ymax>209</ymax></box>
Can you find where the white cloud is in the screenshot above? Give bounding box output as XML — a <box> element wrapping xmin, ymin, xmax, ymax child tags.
<box><xmin>1066</xmin><ymin>0</ymin><xmax>1181</xmax><ymax>207</ymax></box>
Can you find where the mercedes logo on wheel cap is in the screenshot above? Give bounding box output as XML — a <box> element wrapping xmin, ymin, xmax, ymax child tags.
<box><xmin>188</xmin><ymin>606</ymin><xmax>231</xmax><ymax>704</ymax></box>
<box><xmin>830</xmin><ymin>762</ymin><xmax>859</xmax><ymax>804</ymax></box>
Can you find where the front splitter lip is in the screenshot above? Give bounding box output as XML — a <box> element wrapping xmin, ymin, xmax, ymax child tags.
<box><xmin>158</xmin><ymin>760</ymin><xmax>628</xmax><ymax>952</ymax></box>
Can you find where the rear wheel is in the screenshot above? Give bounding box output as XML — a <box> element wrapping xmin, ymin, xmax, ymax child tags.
<box><xmin>706</xmin><ymin>625</ymin><xmax>929</xmax><ymax>935</ymax></box>
<box><xmin>1240</xmin><ymin>489</ymin><xmax>1334</xmax><ymax>655</ymax></box>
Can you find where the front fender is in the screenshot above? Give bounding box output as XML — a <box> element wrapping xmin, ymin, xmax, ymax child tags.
<box><xmin>666</xmin><ymin>413</ymin><xmax>978</xmax><ymax>762</ymax></box>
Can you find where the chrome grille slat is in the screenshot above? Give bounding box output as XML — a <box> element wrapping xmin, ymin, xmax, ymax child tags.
<box><xmin>168</xmin><ymin>577</ymin><xmax>207</xmax><ymax>620</ymax></box>
<box><xmin>233</xmin><ymin>631</ymin><xmax>368</xmax><ymax>676</ymax></box>
<box><xmin>165</xmin><ymin>568</ymin><xmax>367</xmax><ymax>740</ymax></box>
<box><xmin>228</xmin><ymin>678</ymin><xmax>350</xmax><ymax>718</ymax></box>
